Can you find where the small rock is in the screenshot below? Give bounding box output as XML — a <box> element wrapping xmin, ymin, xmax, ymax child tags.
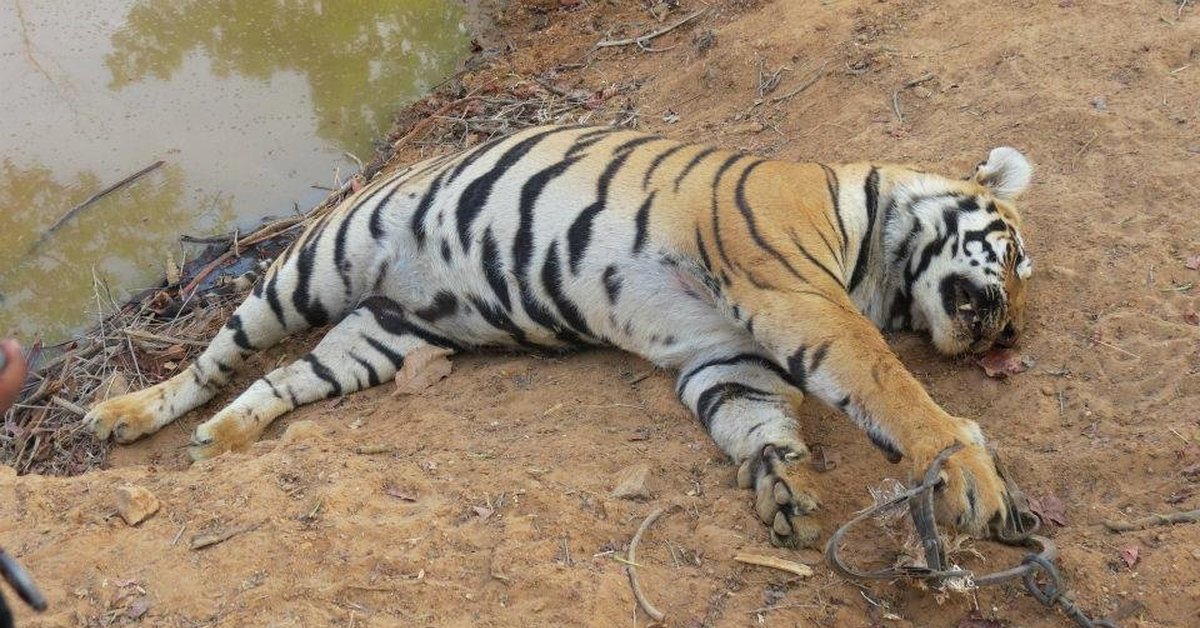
<box><xmin>1091</xmin><ymin>96</ymin><xmax>1106</xmax><ymax>110</ymax></box>
<box><xmin>115</xmin><ymin>485</ymin><xmax>160</xmax><ymax>526</ymax></box>
<box><xmin>611</xmin><ymin>463</ymin><xmax>653</xmax><ymax>500</ymax></box>
<box><xmin>280</xmin><ymin>420</ymin><xmax>323</xmax><ymax>445</ymax></box>
<box><xmin>1047</xmin><ymin>264</ymin><xmax>1077</xmax><ymax>279</ymax></box>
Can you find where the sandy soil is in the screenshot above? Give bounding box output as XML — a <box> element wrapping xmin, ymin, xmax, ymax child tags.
<box><xmin>4</xmin><ymin>0</ymin><xmax>1200</xmax><ymax>625</ymax></box>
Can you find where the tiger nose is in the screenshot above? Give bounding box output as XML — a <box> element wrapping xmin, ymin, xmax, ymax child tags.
<box><xmin>996</xmin><ymin>322</ymin><xmax>1019</xmax><ymax>347</ymax></box>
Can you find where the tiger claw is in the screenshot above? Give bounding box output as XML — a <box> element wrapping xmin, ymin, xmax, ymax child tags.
<box><xmin>739</xmin><ymin>444</ymin><xmax>822</xmax><ymax>548</ymax></box>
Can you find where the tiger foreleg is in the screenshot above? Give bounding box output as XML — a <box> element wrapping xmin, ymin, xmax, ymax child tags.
<box><xmin>676</xmin><ymin>351</ymin><xmax>821</xmax><ymax>548</ymax></box>
<box><xmin>747</xmin><ymin>293</ymin><xmax>1013</xmax><ymax>537</ymax></box>
<box><xmin>189</xmin><ymin>296</ymin><xmax>456</xmax><ymax>459</ymax></box>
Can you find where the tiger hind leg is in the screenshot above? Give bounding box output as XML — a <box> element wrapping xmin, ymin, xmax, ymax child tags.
<box><xmin>676</xmin><ymin>350</ymin><xmax>821</xmax><ymax>548</ymax></box>
<box><xmin>85</xmin><ymin>285</ymin><xmax>297</xmax><ymax>444</ymax></box>
<box><xmin>188</xmin><ymin>296</ymin><xmax>456</xmax><ymax>460</ymax></box>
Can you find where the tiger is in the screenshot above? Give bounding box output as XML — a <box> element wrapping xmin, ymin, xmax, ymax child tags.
<box><xmin>85</xmin><ymin>124</ymin><xmax>1034</xmax><ymax>548</ymax></box>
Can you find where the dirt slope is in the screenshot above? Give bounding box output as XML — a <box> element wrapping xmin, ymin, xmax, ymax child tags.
<box><xmin>4</xmin><ymin>0</ymin><xmax>1200</xmax><ymax>626</ymax></box>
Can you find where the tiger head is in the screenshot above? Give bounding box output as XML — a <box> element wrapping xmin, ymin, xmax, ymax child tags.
<box><xmin>889</xmin><ymin>147</ymin><xmax>1034</xmax><ymax>356</ymax></box>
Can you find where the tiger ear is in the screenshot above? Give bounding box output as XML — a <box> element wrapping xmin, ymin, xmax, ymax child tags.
<box><xmin>973</xmin><ymin>147</ymin><xmax>1032</xmax><ymax>200</ymax></box>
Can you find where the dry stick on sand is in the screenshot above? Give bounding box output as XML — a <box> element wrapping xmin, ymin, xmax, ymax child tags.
<box><xmin>732</xmin><ymin>552</ymin><xmax>814</xmax><ymax>578</ymax></box>
<box><xmin>1102</xmin><ymin>508</ymin><xmax>1200</xmax><ymax>532</ymax></box>
<box><xmin>593</xmin><ymin>9</ymin><xmax>707</xmax><ymax>49</ymax></box>
<box><xmin>190</xmin><ymin>521</ymin><xmax>263</xmax><ymax>550</ymax></box>
<box><xmin>626</xmin><ymin>506</ymin><xmax>669</xmax><ymax>622</ymax></box>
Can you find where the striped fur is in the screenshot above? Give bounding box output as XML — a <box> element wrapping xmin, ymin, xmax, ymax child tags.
<box><xmin>85</xmin><ymin>126</ymin><xmax>1034</xmax><ymax>547</ymax></box>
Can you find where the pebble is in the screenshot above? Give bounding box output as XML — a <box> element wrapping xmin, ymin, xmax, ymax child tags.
<box><xmin>611</xmin><ymin>463</ymin><xmax>653</xmax><ymax>500</ymax></box>
<box><xmin>115</xmin><ymin>485</ymin><xmax>160</xmax><ymax>526</ymax></box>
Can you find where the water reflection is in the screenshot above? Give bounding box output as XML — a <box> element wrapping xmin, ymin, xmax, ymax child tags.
<box><xmin>106</xmin><ymin>0</ymin><xmax>467</xmax><ymax>154</ymax></box>
<box><xmin>0</xmin><ymin>1</ymin><xmax>467</xmax><ymax>341</ymax></box>
<box><xmin>0</xmin><ymin>160</ymin><xmax>233</xmax><ymax>338</ymax></box>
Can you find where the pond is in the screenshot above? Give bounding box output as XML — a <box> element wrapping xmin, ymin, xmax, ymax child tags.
<box><xmin>0</xmin><ymin>0</ymin><xmax>469</xmax><ymax>342</ymax></box>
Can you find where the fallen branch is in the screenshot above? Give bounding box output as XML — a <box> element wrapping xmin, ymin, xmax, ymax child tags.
<box><xmin>732</xmin><ymin>552</ymin><xmax>814</xmax><ymax>578</ymax></box>
<box><xmin>1102</xmin><ymin>508</ymin><xmax>1200</xmax><ymax>532</ymax></box>
<box><xmin>626</xmin><ymin>506</ymin><xmax>668</xmax><ymax>622</ymax></box>
<box><xmin>37</xmin><ymin>160</ymin><xmax>165</xmax><ymax>247</ymax></box>
<box><xmin>190</xmin><ymin>521</ymin><xmax>263</xmax><ymax>550</ymax></box>
<box><xmin>594</xmin><ymin>9</ymin><xmax>706</xmax><ymax>49</ymax></box>
<box><xmin>771</xmin><ymin>63</ymin><xmax>829</xmax><ymax>103</ymax></box>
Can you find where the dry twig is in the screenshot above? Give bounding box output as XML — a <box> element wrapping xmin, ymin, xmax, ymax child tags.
<box><xmin>626</xmin><ymin>506</ymin><xmax>669</xmax><ymax>622</ymax></box>
<box><xmin>732</xmin><ymin>552</ymin><xmax>815</xmax><ymax>577</ymax></box>
<box><xmin>190</xmin><ymin>521</ymin><xmax>263</xmax><ymax>550</ymax></box>
<box><xmin>1102</xmin><ymin>508</ymin><xmax>1200</xmax><ymax>532</ymax></box>
<box><xmin>594</xmin><ymin>9</ymin><xmax>706</xmax><ymax>49</ymax></box>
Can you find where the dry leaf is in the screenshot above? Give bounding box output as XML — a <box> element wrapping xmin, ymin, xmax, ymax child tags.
<box><xmin>1119</xmin><ymin>545</ymin><xmax>1139</xmax><ymax>568</ymax></box>
<box><xmin>393</xmin><ymin>345</ymin><xmax>453</xmax><ymax>395</ymax></box>
<box><xmin>384</xmin><ymin>483</ymin><xmax>417</xmax><ymax>502</ymax></box>
<box><xmin>977</xmin><ymin>348</ymin><xmax>1029</xmax><ymax>378</ymax></box>
<box><xmin>126</xmin><ymin>599</ymin><xmax>150</xmax><ymax>620</ymax></box>
<box><xmin>1028</xmin><ymin>494</ymin><xmax>1068</xmax><ymax>526</ymax></box>
<box><xmin>473</xmin><ymin>505</ymin><xmax>494</xmax><ymax>520</ymax></box>
<box><xmin>1184</xmin><ymin>311</ymin><xmax>1199</xmax><ymax>326</ymax></box>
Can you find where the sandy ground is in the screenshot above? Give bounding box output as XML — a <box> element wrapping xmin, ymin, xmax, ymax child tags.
<box><xmin>4</xmin><ymin>0</ymin><xmax>1200</xmax><ymax>626</ymax></box>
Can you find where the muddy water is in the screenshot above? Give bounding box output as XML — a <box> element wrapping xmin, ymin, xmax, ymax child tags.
<box><xmin>0</xmin><ymin>0</ymin><xmax>467</xmax><ymax>341</ymax></box>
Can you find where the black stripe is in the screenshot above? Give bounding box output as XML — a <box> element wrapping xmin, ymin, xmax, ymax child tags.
<box><xmin>809</xmin><ymin>340</ymin><xmax>832</xmax><ymax>374</ymax></box>
<box><xmin>695</xmin><ymin>383</ymin><xmax>774</xmax><ymax>430</ymax></box>
<box><xmin>368</xmin><ymin>183</ymin><xmax>406</xmax><ymax>241</ymax></box>
<box><xmin>362</xmin><ymin>335</ymin><xmax>406</xmax><ymax>370</ymax></box>
<box><xmin>332</xmin><ymin>211</ymin><xmax>355</xmax><ymax>294</ymax></box>
<box><xmin>674</xmin><ymin>146</ymin><xmax>719</xmax><ymax>191</ymax></box>
<box><xmin>264</xmin><ymin>378</ymin><xmax>286</xmax><ymax>401</ymax></box>
<box><xmin>481</xmin><ymin>228</ymin><xmax>513</xmax><ymax>312</ymax></box>
<box><xmin>361</xmin><ymin>296</ymin><xmax>461</xmax><ymax>350</ymax></box>
<box><xmin>515</xmin><ymin>154</ymin><xmax>585</xmax><ymax>278</ymax></box>
<box><xmin>566</xmin><ymin>136</ymin><xmax>660</xmax><ymax>274</ymax></box>
<box><xmin>456</xmin><ymin>127</ymin><xmax>564</xmax><ymax>251</ymax></box>
<box><xmin>443</xmin><ymin>134</ymin><xmax>512</xmax><ymax>187</ymax></box>
<box><xmin>677</xmin><ymin>353</ymin><xmax>794</xmax><ymax>395</ymax></box>
<box><xmin>541</xmin><ymin>241</ymin><xmax>593</xmax><ymax>337</ymax></box>
<box><xmin>291</xmin><ymin>239</ymin><xmax>331</xmax><ymax>327</ymax></box>
<box><xmin>786</xmin><ymin>346</ymin><xmax>809</xmax><ymax>391</ymax></box>
<box><xmin>414</xmin><ymin>291</ymin><xmax>459</xmax><ymax>323</ymax></box>
<box><xmin>301</xmin><ymin>354</ymin><xmax>342</xmax><ymax>397</ymax></box>
<box><xmin>566</xmin><ymin>126</ymin><xmax>622</xmax><ymax>156</ymax></box>
<box><xmin>709</xmin><ymin>153</ymin><xmax>749</xmax><ymax>274</ymax></box>
<box><xmin>411</xmin><ymin>169</ymin><xmax>451</xmax><ymax>248</ymax></box>
<box><xmin>905</xmin><ymin>211</ymin><xmax>959</xmax><ymax>291</ymax></box>
<box><xmin>820</xmin><ymin>164</ymin><xmax>850</xmax><ymax>265</ymax></box>
<box><xmin>631</xmin><ymin>192</ymin><xmax>656</xmax><ymax>254</ymax></box>
<box><xmin>868</xmin><ymin>428</ymin><xmax>904</xmax><ymax>463</ymax></box>
<box><xmin>787</xmin><ymin>227</ymin><xmax>844</xmax><ymax>288</ymax></box>
<box><xmin>642</xmin><ymin>143</ymin><xmax>687</xmax><ymax>189</ymax></box>
<box><xmin>694</xmin><ymin>228</ymin><xmax>713</xmax><ymax>271</ymax></box>
<box><xmin>467</xmin><ymin>296</ymin><xmax>532</xmax><ymax>347</ymax></box>
<box><xmin>602</xmin><ymin>265</ymin><xmax>622</xmax><ymax>304</ymax></box>
<box><xmin>847</xmin><ymin>167</ymin><xmax>879</xmax><ymax>294</ymax></box>
<box><xmin>225</xmin><ymin>314</ymin><xmax>254</xmax><ymax>351</ymax></box>
<box><xmin>262</xmin><ymin>274</ymin><xmax>287</xmax><ymax>327</ymax></box>
<box><xmin>733</xmin><ymin>160</ymin><xmax>809</xmax><ymax>283</ymax></box>
<box><xmin>350</xmin><ymin>353</ymin><xmax>381</xmax><ymax>387</ymax></box>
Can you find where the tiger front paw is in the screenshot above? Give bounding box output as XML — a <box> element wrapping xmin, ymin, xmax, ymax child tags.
<box><xmin>737</xmin><ymin>444</ymin><xmax>822</xmax><ymax>548</ymax></box>
<box><xmin>911</xmin><ymin>423</ymin><xmax>1010</xmax><ymax>536</ymax></box>
<box><xmin>85</xmin><ymin>391</ymin><xmax>163</xmax><ymax>443</ymax></box>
